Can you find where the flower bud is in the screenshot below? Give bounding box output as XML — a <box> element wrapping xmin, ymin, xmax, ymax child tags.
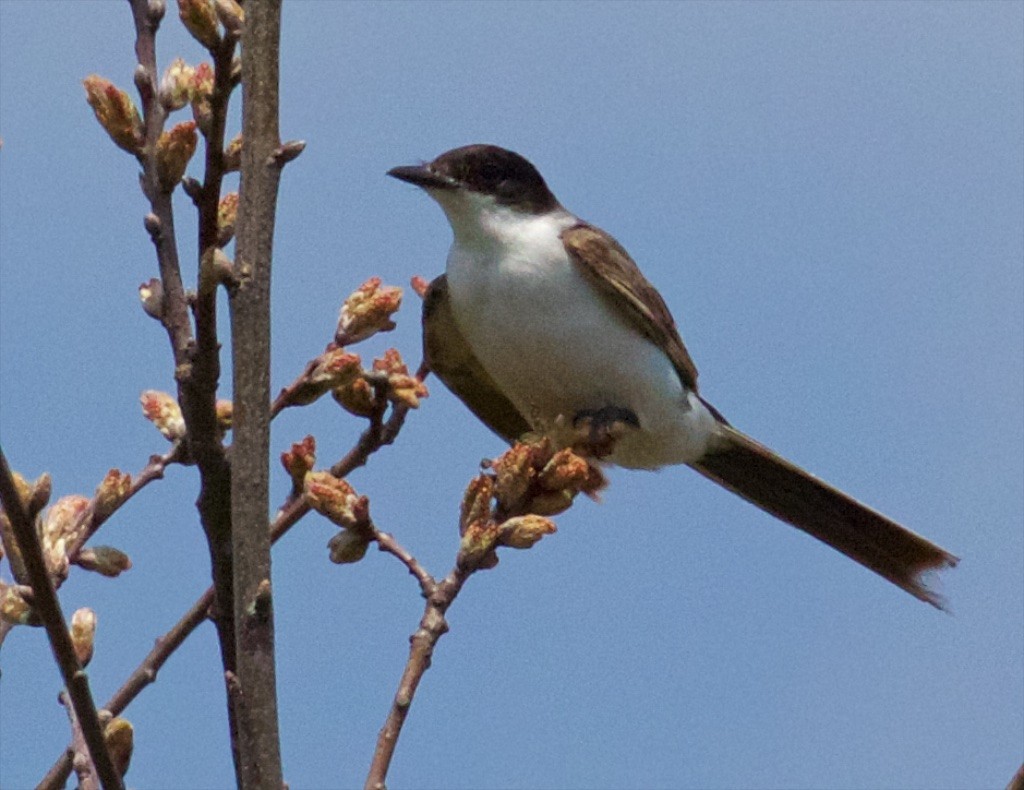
<box><xmin>539</xmin><ymin>448</ymin><xmax>592</xmax><ymax>492</ymax></box>
<box><xmin>501</xmin><ymin>514</ymin><xmax>557</xmax><ymax>549</ymax></box>
<box><xmin>459</xmin><ymin>474</ymin><xmax>494</xmax><ymax>536</ymax></box>
<box><xmin>410</xmin><ymin>275</ymin><xmax>430</xmax><ymax>299</ymax></box>
<box><xmin>190</xmin><ymin>61</ymin><xmax>215</xmax><ymax>99</ymax></box>
<box><xmin>178</xmin><ymin>0</ymin><xmax>220</xmax><ymax>48</ymax></box>
<box><xmin>70</xmin><ymin>607</ymin><xmax>97</xmax><ymax>667</ymax></box>
<box><xmin>158</xmin><ymin>58</ymin><xmax>195</xmax><ymax>111</ymax></box>
<box><xmin>0</xmin><ymin>583</ymin><xmax>40</xmax><ymax>626</ymax></box>
<box><xmin>40</xmin><ymin>495</ymin><xmax>91</xmax><ymax>575</ymax></box>
<box><xmin>373</xmin><ymin>349</ymin><xmax>428</xmax><ymax>408</ymax></box>
<box><xmin>281</xmin><ymin>436</ymin><xmax>316</xmax><ymax>491</ymax></box>
<box><xmin>223</xmin><ymin>133</ymin><xmax>243</xmax><ymax>171</ymax></box>
<box><xmin>83</xmin><ymin>75</ymin><xmax>143</xmax><ymax>155</ymax></box>
<box><xmin>217</xmin><ymin>191</ymin><xmax>238</xmax><ymax>246</ymax></box>
<box><xmin>492</xmin><ymin>443</ymin><xmax>534</xmax><ymax>513</ymax></box>
<box><xmin>304</xmin><ymin>472</ymin><xmax>368</xmax><ymax>530</ymax></box>
<box><xmin>335</xmin><ymin>277</ymin><xmax>403</xmax><ymax>345</ymax></box>
<box><xmin>76</xmin><ymin>546</ymin><xmax>133</xmax><ymax>578</ymax></box>
<box><xmin>139</xmin><ymin>278</ymin><xmax>164</xmax><ymax>320</ymax></box>
<box><xmin>215</xmin><ymin>399</ymin><xmax>233</xmax><ymax>435</ymax></box>
<box><xmin>189</xmin><ymin>62</ymin><xmax>215</xmax><ymax>135</ymax></box>
<box><xmin>214</xmin><ymin>0</ymin><xmax>244</xmax><ymax>35</ymax></box>
<box><xmin>524</xmin><ymin>489</ymin><xmax>574</xmax><ymax>517</ymax></box>
<box><xmin>94</xmin><ymin>469</ymin><xmax>132</xmax><ymax>521</ymax></box>
<box><xmin>105</xmin><ymin>718</ymin><xmax>134</xmax><ymax>778</ymax></box>
<box><xmin>459</xmin><ymin>521</ymin><xmax>500</xmax><ymax>563</ymax></box>
<box><xmin>285</xmin><ymin>349</ymin><xmax>363</xmax><ymax>409</ymax></box>
<box><xmin>140</xmin><ymin>390</ymin><xmax>186</xmax><ymax>441</ymax></box>
<box><xmin>155</xmin><ymin>120</ymin><xmax>198</xmax><ymax>192</ymax></box>
<box><xmin>331</xmin><ymin>376</ymin><xmax>376</xmax><ymax>418</ymax></box>
<box><xmin>327</xmin><ymin>529</ymin><xmax>370</xmax><ymax>564</ymax></box>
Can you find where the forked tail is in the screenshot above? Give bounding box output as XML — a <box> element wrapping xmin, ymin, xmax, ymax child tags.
<box><xmin>690</xmin><ymin>424</ymin><xmax>958</xmax><ymax>609</ymax></box>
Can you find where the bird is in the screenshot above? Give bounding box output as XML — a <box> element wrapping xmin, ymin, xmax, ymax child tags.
<box><xmin>388</xmin><ymin>143</ymin><xmax>957</xmax><ymax>608</ymax></box>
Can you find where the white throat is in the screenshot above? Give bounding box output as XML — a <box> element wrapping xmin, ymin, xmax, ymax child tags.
<box><xmin>425</xmin><ymin>187</ymin><xmax>718</xmax><ymax>469</ymax></box>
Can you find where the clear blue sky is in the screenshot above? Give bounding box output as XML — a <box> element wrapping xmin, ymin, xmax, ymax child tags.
<box><xmin>1</xmin><ymin>2</ymin><xmax>1022</xmax><ymax>788</ymax></box>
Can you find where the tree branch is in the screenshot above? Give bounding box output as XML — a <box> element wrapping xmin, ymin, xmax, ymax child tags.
<box><xmin>128</xmin><ymin>0</ymin><xmax>241</xmax><ymax>770</ymax></box>
<box><xmin>0</xmin><ymin>448</ymin><xmax>124</xmax><ymax>790</ymax></box>
<box><xmin>227</xmin><ymin>0</ymin><xmax>287</xmax><ymax>784</ymax></box>
<box><xmin>39</xmin><ymin>397</ymin><xmax>413</xmax><ymax>789</ymax></box>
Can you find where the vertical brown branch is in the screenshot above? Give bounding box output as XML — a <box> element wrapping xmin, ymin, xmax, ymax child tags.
<box><xmin>0</xmin><ymin>448</ymin><xmax>124</xmax><ymax>790</ymax></box>
<box><xmin>228</xmin><ymin>0</ymin><xmax>287</xmax><ymax>785</ymax></box>
<box><xmin>127</xmin><ymin>0</ymin><xmax>240</xmax><ymax>772</ymax></box>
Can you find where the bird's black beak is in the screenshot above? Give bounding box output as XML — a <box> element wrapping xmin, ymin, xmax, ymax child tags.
<box><xmin>386</xmin><ymin>164</ymin><xmax>456</xmax><ymax>190</ymax></box>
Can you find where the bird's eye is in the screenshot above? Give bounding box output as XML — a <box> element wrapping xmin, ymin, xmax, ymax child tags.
<box><xmin>479</xmin><ymin>163</ymin><xmax>502</xmax><ymax>184</ymax></box>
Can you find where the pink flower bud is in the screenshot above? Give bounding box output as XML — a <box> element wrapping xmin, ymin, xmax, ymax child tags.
<box><xmin>410</xmin><ymin>275</ymin><xmax>430</xmax><ymax>299</ymax></box>
<box><xmin>83</xmin><ymin>75</ymin><xmax>143</xmax><ymax>155</ymax></box>
<box><xmin>281</xmin><ymin>436</ymin><xmax>316</xmax><ymax>491</ymax></box>
<box><xmin>158</xmin><ymin>57</ymin><xmax>195</xmax><ymax>111</ymax></box>
<box><xmin>288</xmin><ymin>349</ymin><xmax>363</xmax><ymax>408</ymax></box>
<box><xmin>500</xmin><ymin>515</ymin><xmax>557</xmax><ymax>549</ymax></box>
<box><xmin>177</xmin><ymin>0</ymin><xmax>220</xmax><ymax>48</ymax></box>
<box><xmin>190</xmin><ymin>61</ymin><xmax>215</xmax><ymax>99</ymax></box>
<box><xmin>70</xmin><ymin>608</ymin><xmax>97</xmax><ymax>667</ymax></box>
<box><xmin>373</xmin><ymin>349</ymin><xmax>428</xmax><ymax>408</ymax></box>
<box><xmin>335</xmin><ymin>277</ymin><xmax>403</xmax><ymax>345</ymax></box>
<box><xmin>94</xmin><ymin>469</ymin><xmax>132</xmax><ymax>521</ymax></box>
<box><xmin>189</xmin><ymin>62</ymin><xmax>215</xmax><ymax>135</ymax></box>
<box><xmin>76</xmin><ymin>546</ymin><xmax>133</xmax><ymax>578</ymax></box>
<box><xmin>303</xmin><ymin>472</ymin><xmax>369</xmax><ymax>530</ymax></box>
<box><xmin>140</xmin><ymin>390</ymin><xmax>186</xmax><ymax>441</ymax></box>
<box><xmin>155</xmin><ymin>120</ymin><xmax>198</xmax><ymax>192</ymax></box>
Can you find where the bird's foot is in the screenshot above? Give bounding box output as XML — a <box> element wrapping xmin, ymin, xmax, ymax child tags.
<box><xmin>571</xmin><ymin>406</ymin><xmax>639</xmax><ymax>459</ymax></box>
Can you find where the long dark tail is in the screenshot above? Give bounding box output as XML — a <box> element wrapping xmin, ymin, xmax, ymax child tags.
<box><xmin>690</xmin><ymin>424</ymin><xmax>958</xmax><ymax>609</ymax></box>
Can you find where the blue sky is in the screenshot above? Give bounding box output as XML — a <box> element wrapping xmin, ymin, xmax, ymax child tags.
<box><xmin>1</xmin><ymin>2</ymin><xmax>1022</xmax><ymax>788</ymax></box>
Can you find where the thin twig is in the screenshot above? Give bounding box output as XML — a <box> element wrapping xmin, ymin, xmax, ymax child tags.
<box><xmin>364</xmin><ymin>565</ymin><xmax>474</xmax><ymax>790</ymax></box>
<box><xmin>67</xmin><ymin>446</ymin><xmax>182</xmax><ymax>565</ymax></box>
<box><xmin>0</xmin><ymin>448</ymin><xmax>124</xmax><ymax>790</ymax></box>
<box><xmin>61</xmin><ymin>690</ymin><xmax>101</xmax><ymax>790</ymax></box>
<box><xmin>128</xmin><ymin>0</ymin><xmax>242</xmax><ymax>769</ymax></box>
<box><xmin>372</xmin><ymin>530</ymin><xmax>434</xmax><ymax>597</ymax></box>
<box><xmin>39</xmin><ymin>398</ymin><xmax>413</xmax><ymax>788</ymax></box>
<box><xmin>228</xmin><ymin>0</ymin><xmax>286</xmax><ymax>784</ymax></box>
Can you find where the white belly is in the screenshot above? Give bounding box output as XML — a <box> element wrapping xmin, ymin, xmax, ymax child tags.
<box><xmin>444</xmin><ymin>221</ymin><xmax>717</xmax><ymax>469</ymax></box>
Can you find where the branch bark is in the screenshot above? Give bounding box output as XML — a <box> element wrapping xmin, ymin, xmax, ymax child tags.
<box><xmin>228</xmin><ymin>0</ymin><xmax>288</xmax><ymax>784</ymax></box>
<box><xmin>0</xmin><ymin>448</ymin><xmax>124</xmax><ymax>790</ymax></box>
<box><xmin>128</xmin><ymin>0</ymin><xmax>240</xmax><ymax>772</ymax></box>
<box><xmin>40</xmin><ymin>395</ymin><xmax>413</xmax><ymax>789</ymax></box>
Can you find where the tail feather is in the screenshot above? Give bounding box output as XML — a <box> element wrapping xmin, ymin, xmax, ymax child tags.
<box><xmin>691</xmin><ymin>424</ymin><xmax>958</xmax><ymax>609</ymax></box>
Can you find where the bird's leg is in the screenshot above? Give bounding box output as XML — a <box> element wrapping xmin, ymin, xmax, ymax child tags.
<box><xmin>571</xmin><ymin>406</ymin><xmax>639</xmax><ymax>458</ymax></box>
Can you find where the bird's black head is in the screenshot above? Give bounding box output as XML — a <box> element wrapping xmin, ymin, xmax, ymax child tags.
<box><xmin>388</xmin><ymin>144</ymin><xmax>560</xmax><ymax>215</ymax></box>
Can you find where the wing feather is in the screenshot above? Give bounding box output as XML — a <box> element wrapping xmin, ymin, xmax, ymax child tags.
<box><xmin>561</xmin><ymin>223</ymin><xmax>700</xmax><ymax>391</ymax></box>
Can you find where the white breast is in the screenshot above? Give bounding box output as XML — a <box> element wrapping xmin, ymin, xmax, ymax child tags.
<box><xmin>438</xmin><ymin>197</ymin><xmax>717</xmax><ymax>468</ymax></box>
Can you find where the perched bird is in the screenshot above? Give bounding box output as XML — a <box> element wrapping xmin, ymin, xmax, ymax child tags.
<box><xmin>389</xmin><ymin>144</ymin><xmax>957</xmax><ymax>608</ymax></box>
